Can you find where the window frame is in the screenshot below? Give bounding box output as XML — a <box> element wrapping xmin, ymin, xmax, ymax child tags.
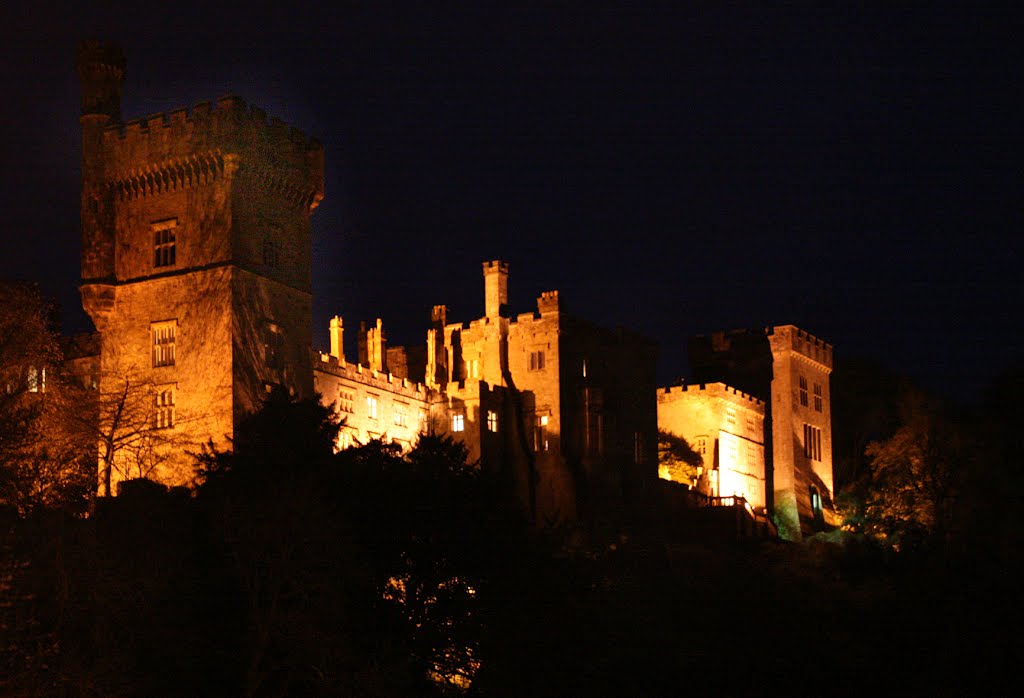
<box><xmin>154</xmin><ymin>384</ymin><xmax>176</xmax><ymax>429</ymax></box>
<box><xmin>152</xmin><ymin>320</ymin><xmax>177</xmax><ymax>368</ymax></box>
<box><xmin>153</xmin><ymin>219</ymin><xmax>177</xmax><ymax>268</ymax></box>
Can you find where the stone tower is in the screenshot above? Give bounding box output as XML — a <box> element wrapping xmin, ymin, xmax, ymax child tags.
<box><xmin>689</xmin><ymin>325</ymin><xmax>834</xmax><ymax>540</ymax></box>
<box><xmin>77</xmin><ymin>41</ymin><xmax>324</xmax><ymax>494</ymax></box>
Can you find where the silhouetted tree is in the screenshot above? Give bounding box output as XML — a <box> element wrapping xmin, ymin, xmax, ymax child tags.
<box><xmin>0</xmin><ymin>283</ymin><xmax>91</xmax><ymax>515</ymax></box>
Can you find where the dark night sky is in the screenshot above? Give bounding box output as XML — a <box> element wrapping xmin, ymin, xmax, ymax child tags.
<box><xmin>1</xmin><ymin>3</ymin><xmax>1019</xmax><ymax>403</ymax></box>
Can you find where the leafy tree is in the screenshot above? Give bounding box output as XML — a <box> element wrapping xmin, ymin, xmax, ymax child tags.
<box><xmin>0</xmin><ymin>283</ymin><xmax>91</xmax><ymax>515</ymax></box>
<box><xmin>845</xmin><ymin>390</ymin><xmax>968</xmax><ymax>550</ymax></box>
<box><xmin>656</xmin><ymin>428</ymin><xmax>704</xmax><ymax>488</ymax></box>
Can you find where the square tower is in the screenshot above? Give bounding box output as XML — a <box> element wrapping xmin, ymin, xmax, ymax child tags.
<box><xmin>77</xmin><ymin>42</ymin><xmax>324</xmax><ymax>494</ymax></box>
<box><xmin>689</xmin><ymin>325</ymin><xmax>834</xmax><ymax>540</ymax></box>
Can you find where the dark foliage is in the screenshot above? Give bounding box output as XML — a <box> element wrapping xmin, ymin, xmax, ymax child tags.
<box><xmin>2</xmin><ymin>385</ymin><xmax>1019</xmax><ymax>695</ymax></box>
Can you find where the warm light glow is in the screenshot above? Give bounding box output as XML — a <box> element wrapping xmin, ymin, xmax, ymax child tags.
<box><xmin>452</xmin><ymin>413</ymin><xmax>465</xmax><ymax>432</ymax></box>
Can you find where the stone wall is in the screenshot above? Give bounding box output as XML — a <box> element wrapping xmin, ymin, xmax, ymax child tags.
<box><xmin>657</xmin><ymin>383</ymin><xmax>766</xmax><ymax>510</ymax></box>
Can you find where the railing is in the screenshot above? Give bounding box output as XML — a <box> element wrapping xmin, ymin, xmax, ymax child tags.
<box><xmin>693</xmin><ymin>494</ymin><xmax>777</xmax><ymax>538</ymax></box>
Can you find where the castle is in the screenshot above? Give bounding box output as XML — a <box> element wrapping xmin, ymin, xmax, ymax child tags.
<box><xmin>72</xmin><ymin>42</ymin><xmax>833</xmax><ymax>537</ymax></box>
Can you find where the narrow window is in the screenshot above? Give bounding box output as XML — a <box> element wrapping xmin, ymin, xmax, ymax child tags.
<box><xmin>694</xmin><ymin>436</ymin><xmax>708</xmax><ymax>456</ymax></box>
<box><xmin>367</xmin><ymin>395</ymin><xmax>378</xmax><ymax>420</ymax></box>
<box><xmin>813</xmin><ymin>382</ymin><xmax>823</xmax><ymax>412</ymax></box>
<box><xmin>529</xmin><ymin>350</ymin><xmax>545</xmax><ymax>371</ymax></box>
<box><xmin>27</xmin><ymin>366</ymin><xmax>44</xmax><ymax>393</ymax></box>
<box><xmin>264</xmin><ymin>323</ymin><xmax>285</xmax><ymax>370</ymax></box>
<box><xmin>394</xmin><ymin>404</ymin><xmax>408</xmax><ymax>427</ymax></box>
<box><xmin>486</xmin><ymin>409</ymin><xmax>498</xmax><ymax>432</ymax></box>
<box><xmin>799</xmin><ymin>376</ymin><xmax>809</xmax><ymax>407</ymax></box>
<box><xmin>810</xmin><ymin>486</ymin><xmax>824</xmax><ymax>524</ymax></box>
<box><xmin>153</xmin><ymin>219</ymin><xmax>177</xmax><ymax>268</ymax></box>
<box><xmin>154</xmin><ymin>386</ymin><xmax>176</xmax><ymax>429</ymax></box>
<box><xmin>725</xmin><ymin>408</ymin><xmax>736</xmax><ymax>427</ymax></box>
<box><xmin>452</xmin><ymin>413</ymin><xmax>465</xmax><ymax>432</ymax></box>
<box><xmin>152</xmin><ymin>320</ymin><xmax>177</xmax><ymax>368</ymax></box>
<box><xmin>803</xmin><ymin>424</ymin><xmax>822</xmax><ymax>461</ymax></box>
<box><xmin>533</xmin><ymin>414</ymin><xmax>549</xmax><ymax>452</ymax></box>
<box><xmin>633</xmin><ymin>431</ymin><xmax>645</xmax><ymax>464</ymax></box>
<box><xmin>339</xmin><ymin>390</ymin><xmax>354</xmax><ymax>414</ymax></box>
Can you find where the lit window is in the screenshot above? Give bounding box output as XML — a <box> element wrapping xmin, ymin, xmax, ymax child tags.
<box><xmin>367</xmin><ymin>395</ymin><xmax>378</xmax><ymax>420</ymax></box>
<box><xmin>533</xmin><ymin>414</ymin><xmax>549</xmax><ymax>452</ymax></box>
<box><xmin>810</xmin><ymin>486</ymin><xmax>824</xmax><ymax>524</ymax></box>
<box><xmin>813</xmin><ymin>382</ymin><xmax>823</xmax><ymax>412</ymax></box>
<box><xmin>529</xmin><ymin>350</ymin><xmax>545</xmax><ymax>371</ymax></box>
<box><xmin>799</xmin><ymin>376</ymin><xmax>809</xmax><ymax>407</ymax></box>
<box><xmin>337</xmin><ymin>430</ymin><xmax>354</xmax><ymax>451</ymax></box>
<box><xmin>420</xmin><ymin>408</ymin><xmax>429</xmax><ymax>434</ymax></box>
<box><xmin>582</xmin><ymin>359</ymin><xmax>587</xmax><ymax>378</ymax></box>
<box><xmin>154</xmin><ymin>386</ymin><xmax>175</xmax><ymax>429</ymax></box>
<box><xmin>264</xmin><ymin>323</ymin><xmax>285</xmax><ymax>371</ymax></box>
<box><xmin>152</xmin><ymin>320</ymin><xmax>177</xmax><ymax>367</ymax></box>
<box><xmin>153</xmin><ymin>219</ymin><xmax>177</xmax><ymax>268</ymax></box>
<box><xmin>486</xmin><ymin>410</ymin><xmax>498</xmax><ymax>432</ymax></box>
<box><xmin>803</xmin><ymin>423</ymin><xmax>822</xmax><ymax>461</ymax></box>
<box><xmin>452</xmin><ymin>413</ymin><xmax>465</xmax><ymax>432</ymax></box>
<box><xmin>27</xmin><ymin>366</ymin><xmax>45</xmax><ymax>393</ymax></box>
<box><xmin>394</xmin><ymin>404</ymin><xmax>408</xmax><ymax>427</ymax></box>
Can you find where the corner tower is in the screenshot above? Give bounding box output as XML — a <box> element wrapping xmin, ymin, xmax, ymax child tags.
<box><xmin>77</xmin><ymin>42</ymin><xmax>324</xmax><ymax>494</ymax></box>
<box><xmin>689</xmin><ymin>325</ymin><xmax>835</xmax><ymax>540</ymax></box>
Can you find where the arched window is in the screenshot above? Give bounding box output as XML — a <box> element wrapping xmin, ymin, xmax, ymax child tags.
<box><xmin>810</xmin><ymin>486</ymin><xmax>824</xmax><ymax>525</ymax></box>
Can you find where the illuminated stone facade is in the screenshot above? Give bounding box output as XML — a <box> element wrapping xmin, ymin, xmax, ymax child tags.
<box><xmin>77</xmin><ymin>42</ymin><xmax>322</xmax><ymax>493</ymax></box>
<box><xmin>688</xmin><ymin>325</ymin><xmax>835</xmax><ymax>540</ymax></box>
<box><xmin>75</xmin><ymin>44</ymin><xmax>656</xmax><ymax>522</ymax></box>
<box><xmin>73</xmin><ymin>43</ymin><xmax>830</xmax><ymax>537</ymax></box>
<box><xmin>314</xmin><ymin>261</ymin><xmax>659</xmax><ymax>524</ymax></box>
<box><xmin>657</xmin><ymin>383</ymin><xmax>766</xmax><ymax>510</ymax></box>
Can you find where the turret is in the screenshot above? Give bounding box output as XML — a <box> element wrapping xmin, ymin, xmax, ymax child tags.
<box><xmin>77</xmin><ymin>41</ymin><xmax>125</xmax><ymax>318</ymax></box>
<box><xmin>483</xmin><ymin>260</ymin><xmax>509</xmax><ymax>319</ymax></box>
<box><xmin>76</xmin><ymin>40</ymin><xmax>125</xmax><ymax>123</ymax></box>
<box><xmin>359</xmin><ymin>318</ymin><xmax>387</xmax><ymax>373</ymax></box>
<box><xmin>329</xmin><ymin>315</ymin><xmax>344</xmax><ymax>361</ymax></box>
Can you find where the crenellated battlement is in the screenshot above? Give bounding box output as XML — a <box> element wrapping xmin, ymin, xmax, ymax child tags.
<box><xmin>314</xmin><ymin>350</ymin><xmax>431</xmax><ymax>399</ymax></box>
<box><xmin>658</xmin><ymin>382</ymin><xmax>764</xmax><ymax>409</ymax></box>
<box><xmin>768</xmin><ymin>324</ymin><xmax>833</xmax><ymax>369</ymax></box>
<box><xmin>537</xmin><ymin>290</ymin><xmax>560</xmax><ymax>314</ymax></box>
<box><xmin>97</xmin><ymin>95</ymin><xmax>323</xmax><ymax>208</ymax></box>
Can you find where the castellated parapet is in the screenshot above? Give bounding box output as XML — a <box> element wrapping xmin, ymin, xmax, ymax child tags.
<box><xmin>78</xmin><ymin>43</ymin><xmax>321</xmax><ymax>494</ymax></box>
<box><xmin>767</xmin><ymin>325</ymin><xmax>833</xmax><ymax>370</ymax></box>
<box><xmin>537</xmin><ymin>290</ymin><xmax>560</xmax><ymax>314</ymax></box>
<box><xmin>657</xmin><ymin>381</ymin><xmax>767</xmax><ymax>510</ymax></box>
<box><xmin>658</xmin><ymin>383</ymin><xmax>764</xmax><ymax>410</ymax></box>
<box><xmin>100</xmin><ymin>96</ymin><xmax>323</xmax><ymax>211</ymax></box>
<box><xmin>686</xmin><ymin>323</ymin><xmax>835</xmax><ymax>541</ymax></box>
